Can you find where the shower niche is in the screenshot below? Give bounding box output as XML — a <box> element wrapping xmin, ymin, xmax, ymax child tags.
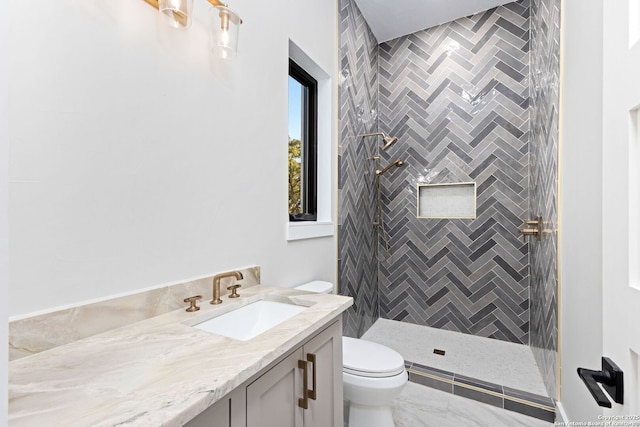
<box><xmin>417</xmin><ymin>182</ymin><xmax>476</xmax><ymax>219</ymax></box>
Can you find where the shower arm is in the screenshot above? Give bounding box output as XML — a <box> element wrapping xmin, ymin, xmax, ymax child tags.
<box><xmin>376</xmin><ymin>160</ymin><xmax>404</xmax><ymax>175</ymax></box>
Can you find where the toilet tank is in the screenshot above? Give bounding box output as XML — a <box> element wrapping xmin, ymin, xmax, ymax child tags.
<box><xmin>294</xmin><ymin>281</ymin><xmax>334</xmax><ymax>294</ymax></box>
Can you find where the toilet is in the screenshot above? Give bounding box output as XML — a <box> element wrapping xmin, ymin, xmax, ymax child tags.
<box><xmin>295</xmin><ymin>281</ymin><xmax>408</xmax><ymax>427</ymax></box>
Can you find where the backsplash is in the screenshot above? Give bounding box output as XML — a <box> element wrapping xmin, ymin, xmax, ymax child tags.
<box><xmin>9</xmin><ymin>266</ymin><xmax>260</xmax><ymax>360</ymax></box>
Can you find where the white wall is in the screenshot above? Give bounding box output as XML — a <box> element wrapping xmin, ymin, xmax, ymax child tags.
<box><xmin>7</xmin><ymin>0</ymin><xmax>337</xmax><ymax>317</ymax></box>
<box><xmin>1</xmin><ymin>0</ymin><xmax>9</xmax><ymax>420</ymax></box>
<box><xmin>558</xmin><ymin>0</ymin><xmax>604</xmax><ymax>420</ymax></box>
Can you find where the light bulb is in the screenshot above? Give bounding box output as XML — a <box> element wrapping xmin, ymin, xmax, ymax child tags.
<box><xmin>221</xmin><ymin>30</ymin><xmax>230</xmax><ymax>47</ymax></box>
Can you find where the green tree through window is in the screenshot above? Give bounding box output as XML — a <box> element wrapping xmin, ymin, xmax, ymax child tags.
<box><xmin>288</xmin><ymin>137</ymin><xmax>302</xmax><ymax>213</ymax></box>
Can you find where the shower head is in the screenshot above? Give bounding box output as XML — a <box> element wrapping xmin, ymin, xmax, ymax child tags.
<box><xmin>381</xmin><ymin>135</ymin><xmax>398</xmax><ymax>151</ymax></box>
<box><xmin>358</xmin><ymin>132</ymin><xmax>398</xmax><ymax>151</ymax></box>
<box><xmin>376</xmin><ymin>159</ymin><xmax>405</xmax><ymax>175</ymax></box>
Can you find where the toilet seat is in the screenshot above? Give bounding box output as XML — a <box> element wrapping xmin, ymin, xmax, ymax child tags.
<box><xmin>342</xmin><ymin>337</ymin><xmax>405</xmax><ymax>378</ymax></box>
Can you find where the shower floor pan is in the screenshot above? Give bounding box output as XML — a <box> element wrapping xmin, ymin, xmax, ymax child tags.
<box><xmin>362</xmin><ymin>319</ymin><xmax>555</xmax><ymax>423</ymax></box>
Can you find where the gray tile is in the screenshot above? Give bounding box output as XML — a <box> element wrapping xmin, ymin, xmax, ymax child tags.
<box><xmin>340</xmin><ymin>0</ymin><xmax>559</xmax><ymax>402</ymax></box>
<box><xmin>410</xmin><ymin>363</ymin><xmax>454</xmax><ymax>380</ymax></box>
<box><xmin>504</xmin><ymin>398</ymin><xmax>556</xmax><ymax>423</ymax></box>
<box><xmin>376</xmin><ymin>0</ymin><xmax>535</xmax><ymax>341</ymax></box>
<box><xmin>454</xmin><ymin>374</ymin><xmax>503</xmax><ymax>394</ymax></box>
<box><xmin>337</xmin><ymin>0</ymin><xmax>380</xmax><ymax>338</ymax></box>
<box><xmin>503</xmin><ymin>386</ymin><xmax>554</xmax><ymax>408</ymax></box>
<box><xmin>496</xmin><ymin>17</ymin><xmax>528</xmax><ymax>38</ymax></box>
<box><xmin>529</xmin><ymin>0</ymin><xmax>561</xmax><ymax>400</ymax></box>
<box><xmin>454</xmin><ymin>384</ymin><xmax>504</xmax><ymax>408</ymax></box>
<box><xmin>410</xmin><ymin>371</ymin><xmax>454</xmax><ymax>394</ymax></box>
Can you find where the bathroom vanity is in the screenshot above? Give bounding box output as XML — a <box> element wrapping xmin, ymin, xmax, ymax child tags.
<box><xmin>8</xmin><ymin>285</ymin><xmax>352</xmax><ymax>426</ymax></box>
<box><xmin>187</xmin><ymin>320</ymin><xmax>342</xmax><ymax>427</ymax></box>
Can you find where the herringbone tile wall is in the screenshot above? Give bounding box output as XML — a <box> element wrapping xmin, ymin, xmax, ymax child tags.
<box><xmin>529</xmin><ymin>0</ymin><xmax>560</xmax><ymax>399</ymax></box>
<box><xmin>338</xmin><ymin>0</ymin><xmax>380</xmax><ymax>338</ymax></box>
<box><xmin>377</xmin><ymin>1</ymin><xmax>532</xmax><ymax>344</ymax></box>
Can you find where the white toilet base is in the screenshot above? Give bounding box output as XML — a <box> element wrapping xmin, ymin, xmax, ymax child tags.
<box><xmin>347</xmin><ymin>402</ymin><xmax>395</xmax><ymax>427</ymax></box>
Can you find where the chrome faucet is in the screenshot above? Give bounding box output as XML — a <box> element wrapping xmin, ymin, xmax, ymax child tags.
<box><xmin>211</xmin><ymin>271</ymin><xmax>244</xmax><ymax>305</ymax></box>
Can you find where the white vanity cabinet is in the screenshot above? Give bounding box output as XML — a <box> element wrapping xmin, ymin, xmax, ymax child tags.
<box><xmin>184</xmin><ymin>388</ymin><xmax>245</xmax><ymax>427</ymax></box>
<box><xmin>246</xmin><ymin>347</ymin><xmax>304</xmax><ymax>427</ymax></box>
<box><xmin>246</xmin><ymin>320</ymin><xmax>343</xmax><ymax>427</ymax></box>
<box><xmin>185</xmin><ymin>319</ymin><xmax>343</xmax><ymax>427</ymax></box>
<box><xmin>299</xmin><ymin>320</ymin><xmax>343</xmax><ymax>427</ymax></box>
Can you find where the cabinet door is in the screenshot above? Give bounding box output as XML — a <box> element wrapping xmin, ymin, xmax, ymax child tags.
<box><xmin>184</xmin><ymin>398</ymin><xmax>228</xmax><ymax>427</ymax></box>
<box><xmin>246</xmin><ymin>348</ymin><xmax>304</xmax><ymax>427</ymax></box>
<box><xmin>303</xmin><ymin>320</ymin><xmax>343</xmax><ymax>427</ymax></box>
<box><xmin>184</xmin><ymin>387</ymin><xmax>245</xmax><ymax>427</ymax></box>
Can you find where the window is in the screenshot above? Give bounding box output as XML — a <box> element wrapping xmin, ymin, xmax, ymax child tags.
<box><xmin>286</xmin><ymin>40</ymin><xmax>334</xmax><ymax>241</ymax></box>
<box><xmin>288</xmin><ymin>59</ymin><xmax>317</xmax><ymax>222</ymax></box>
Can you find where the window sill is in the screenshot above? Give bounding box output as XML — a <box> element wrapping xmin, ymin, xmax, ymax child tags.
<box><xmin>287</xmin><ymin>221</ymin><xmax>334</xmax><ymax>241</ymax></box>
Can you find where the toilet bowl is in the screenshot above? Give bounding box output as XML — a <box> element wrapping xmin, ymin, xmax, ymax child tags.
<box><xmin>342</xmin><ymin>336</ymin><xmax>407</xmax><ymax>427</ymax></box>
<box><xmin>294</xmin><ymin>281</ymin><xmax>407</xmax><ymax>427</ymax></box>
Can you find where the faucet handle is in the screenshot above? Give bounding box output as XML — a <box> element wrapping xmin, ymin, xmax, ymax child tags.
<box><xmin>227</xmin><ymin>284</ymin><xmax>241</xmax><ymax>298</ymax></box>
<box><xmin>183</xmin><ymin>295</ymin><xmax>203</xmax><ymax>312</ymax></box>
<box><xmin>517</xmin><ymin>215</ymin><xmax>543</xmax><ymax>241</ymax></box>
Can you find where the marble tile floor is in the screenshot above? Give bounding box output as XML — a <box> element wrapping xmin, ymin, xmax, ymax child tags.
<box><xmin>391</xmin><ymin>382</ymin><xmax>553</xmax><ymax>427</ymax></box>
<box><xmin>362</xmin><ymin>318</ymin><xmax>549</xmax><ymax>396</ymax></box>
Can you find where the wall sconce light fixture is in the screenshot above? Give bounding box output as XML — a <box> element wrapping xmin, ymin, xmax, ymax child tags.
<box><xmin>144</xmin><ymin>0</ymin><xmax>242</xmax><ymax>58</ymax></box>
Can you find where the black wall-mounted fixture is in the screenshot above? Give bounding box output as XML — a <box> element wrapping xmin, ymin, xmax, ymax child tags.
<box><xmin>577</xmin><ymin>357</ymin><xmax>624</xmax><ymax>408</ymax></box>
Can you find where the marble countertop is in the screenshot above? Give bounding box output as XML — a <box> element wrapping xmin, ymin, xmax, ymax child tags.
<box><xmin>8</xmin><ymin>285</ymin><xmax>353</xmax><ymax>427</ymax></box>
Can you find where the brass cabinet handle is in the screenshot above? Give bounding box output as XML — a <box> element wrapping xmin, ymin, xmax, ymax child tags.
<box><xmin>298</xmin><ymin>360</ymin><xmax>309</xmax><ymax>409</ymax></box>
<box><xmin>306</xmin><ymin>353</ymin><xmax>317</xmax><ymax>401</ymax></box>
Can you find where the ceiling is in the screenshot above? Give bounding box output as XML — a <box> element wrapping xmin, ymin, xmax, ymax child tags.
<box><xmin>353</xmin><ymin>0</ymin><xmax>516</xmax><ymax>43</ymax></box>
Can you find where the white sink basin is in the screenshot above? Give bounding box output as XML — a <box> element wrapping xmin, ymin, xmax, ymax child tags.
<box><xmin>193</xmin><ymin>300</ymin><xmax>307</xmax><ymax>341</ymax></box>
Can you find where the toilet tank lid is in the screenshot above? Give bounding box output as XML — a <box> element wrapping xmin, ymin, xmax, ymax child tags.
<box><xmin>294</xmin><ymin>281</ymin><xmax>334</xmax><ymax>294</ymax></box>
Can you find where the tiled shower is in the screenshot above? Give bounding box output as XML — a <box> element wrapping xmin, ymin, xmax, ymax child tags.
<box><xmin>338</xmin><ymin>0</ymin><xmax>560</xmax><ymax>400</ymax></box>
<box><xmin>337</xmin><ymin>0</ymin><xmax>380</xmax><ymax>339</ymax></box>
